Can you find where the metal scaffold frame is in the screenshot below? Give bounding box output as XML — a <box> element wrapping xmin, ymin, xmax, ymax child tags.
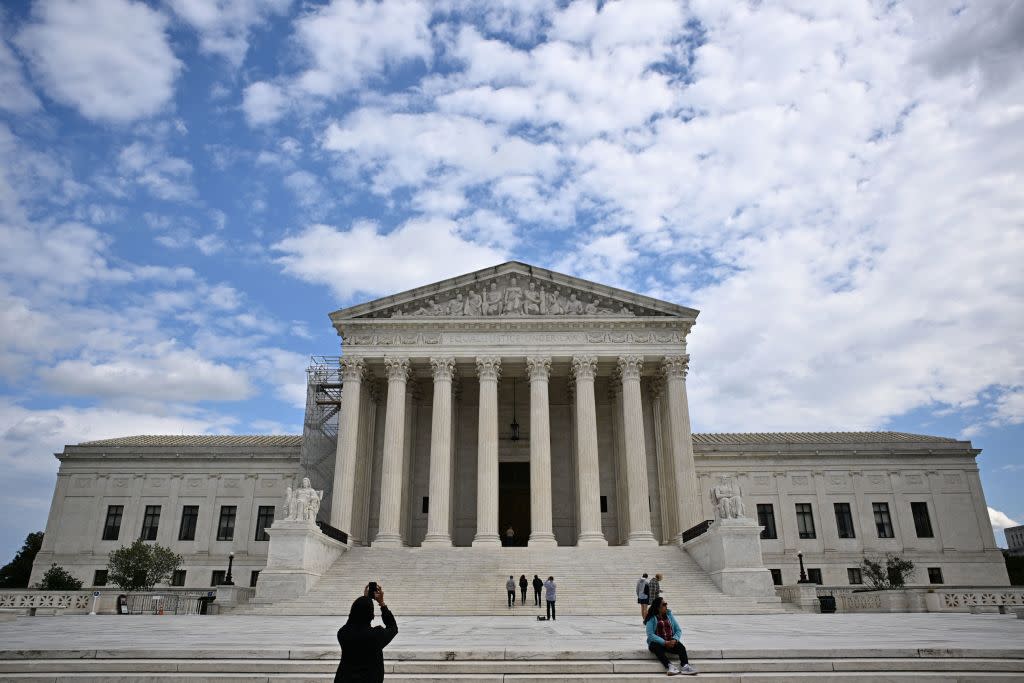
<box><xmin>300</xmin><ymin>355</ymin><xmax>341</xmax><ymax>521</ymax></box>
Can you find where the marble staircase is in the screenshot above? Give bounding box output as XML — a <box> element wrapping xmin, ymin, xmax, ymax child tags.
<box><xmin>243</xmin><ymin>545</ymin><xmax>785</xmax><ymax>616</ymax></box>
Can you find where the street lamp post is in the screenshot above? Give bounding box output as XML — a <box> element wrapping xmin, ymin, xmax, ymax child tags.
<box><xmin>224</xmin><ymin>552</ymin><xmax>235</xmax><ymax>586</ymax></box>
<box><xmin>797</xmin><ymin>551</ymin><xmax>809</xmax><ymax>584</ymax></box>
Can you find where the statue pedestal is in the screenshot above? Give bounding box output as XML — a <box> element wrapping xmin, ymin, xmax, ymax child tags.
<box><xmin>683</xmin><ymin>518</ymin><xmax>777</xmax><ymax>598</ymax></box>
<box><xmin>252</xmin><ymin>520</ymin><xmax>347</xmax><ymax>603</ymax></box>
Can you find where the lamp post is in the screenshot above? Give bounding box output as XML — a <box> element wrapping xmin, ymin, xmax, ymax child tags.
<box><xmin>224</xmin><ymin>552</ymin><xmax>235</xmax><ymax>586</ymax></box>
<box><xmin>797</xmin><ymin>551</ymin><xmax>809</xmax><ymax>584</ymax></box>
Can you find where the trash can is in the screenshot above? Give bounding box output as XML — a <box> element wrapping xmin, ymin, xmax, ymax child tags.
<box><xmin>117</xmin><ymin>594</ymin><xmax>129</xmax><ymax>615</ymax></box>
<box><xmin>197</xmin><ymin>595</ymin><xmax>216</xmax><ymax>615</ymax></box>
<box><xmin>817</xmin><ymin>595</ymin><xmax>837</xmax><ymax>613</ymax></box>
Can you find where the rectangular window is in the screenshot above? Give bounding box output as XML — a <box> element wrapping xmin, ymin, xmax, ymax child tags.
<box><xmin>102</xmin><ymin>505</ymin><xmax>123</xmax><ymax>541</ymax></box>
<box><xmin>140</xmin><ymin>505</ymin><xmax>161</xmax><ymax>541</ymax></box>
<box><xmin>873</xmin><ymin>502</ymin><xmax>894</xmax><ymax>538</ymax></box>
<box><xmin>928</xmin><ymin>567</ymin><xmax>944</xmax><ymax>584</ymax></box>
<box><xmin>757</xmin><ymin>504</ymin><xmax>778</xmax><ymax>540</ymax></box>
<box><xmin>847</xmin><ymin>568</ymin><xmax>863</xmax><ymax>585</ymax></box>
<box><xmin>834</xmin><ymin>502</ymin><xmax>856</xmax><ymax>539</ymax></box>
<box><xmin>807</xmin><ymin>568</ymin><xmax>823</xmax><ymax>585</ymax></box>
<box><xmin>600</xmin><ymin>495</ymin><xmax>608</xmax><ymax>513</ymax></box>
<box><xmin>911</xmin><ymin>502</ymin><xmax>934</xmax><ymax>538</ymax></box>
<box><xmin>211</xmin><ymin>570</ymin><xmax>226</xmax><ymax>586</ymax></box>
<box><xmin>250</xmin><ymin>570</ymin><xmax>260</xmax><ymax>588</ymax></box>
<box><xmin>170</xmin><ymin>569</ymin><xmax>186</xmax><ymax>587</ymax></box>
<box><xmin>769</xmin><ymin>568</ymin><xmax>782</xmax><ymax>586</ymax></box>
<box><xmin>254</xmin><ymin>506</ymin><xmax>275</xmax><ymax>541</ymax></box>
<box><xmin>93</xmin><ymin>569</ymin><xmax>108</xmax><ymax>587</ymax></box>
<box><xmin>178</xmin><ymin>505</ymin><xmax>199</xmax><ymax>541</ymax></box>
<box><xmin>216</xmin><ymin>506</ymin><xmax>236</xmax><ymax>542</ymax></box>
<box><xmin>795</xmin><ymin>503</ymin><xmax>816</xmax><ymax>539</ymax></box>
<box><xmin>421</xmin><ymin>496</ymin><xmax>429</xmax><ymax>514</ymax></box>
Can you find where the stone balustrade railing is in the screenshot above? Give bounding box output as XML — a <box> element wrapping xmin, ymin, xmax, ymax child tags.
<box><xmin>814</xmin><ymin>586</ymin><xmax>1024</xmax><ymax>613</ymax></box>
<box><xmin>0</xmin><ymin>588</ymin><xmax>217</xmax><ymax>615</ymax></box>
<box><xmin>0</xmin><ymin>590</ymin><xmax>92</xmax><ymax>613</ymax></box>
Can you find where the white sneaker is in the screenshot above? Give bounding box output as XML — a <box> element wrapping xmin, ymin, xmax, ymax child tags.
<box><xmin>666</xmin><ymin>664</ymin><xmax>681</xmax><ymax>676</ymax></box>
<box><xmin>679</xmin><ymin>663</ymin><xmax>698</xmax><ymax>675</ymax></box>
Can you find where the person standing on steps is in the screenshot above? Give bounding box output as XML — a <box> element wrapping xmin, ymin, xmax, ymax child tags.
<box><xmin>543</xmin><ymin>576</ymin><xmax>557</xmax><ymax>620</ymax></box>
<box><xmin>506</xmin><ymin>575</ymin><xmax>516</xmax><ymax>608</ymax></box>
<box><xmin>648</xmin><ymin>573</ymin><xmax>663</xmax><ymax>601</ymax></box>
<box><xmin>532</xmin><ymin>574</ymin><xmax>543</xmax><ymax>606</ymax></box>
<box><xmin>644</xmin><ymin>596</ymin><xmax>697</xmax><ymax>676</ymax></box>
<box><xmin>505</xmin><ymin>525</ymin><xmax>516</xmax><ymax>547</ymax></box>
<box><xmin>335</xmin><ymin>583</ymin><xmax>398</xmax><ymax>683</ymax></box>
<box><xmin>519</xmin><ymin>574</ymin><xmax>528</xmax><ymax>605</ymax></box>
<box><xmin>637</xmin><ymin>572</ymin><xmax>651</xmax><ymax>620</ymax></box>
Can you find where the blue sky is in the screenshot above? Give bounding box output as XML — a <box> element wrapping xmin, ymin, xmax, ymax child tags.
<box><xmin>0</xmin><ymin>0</ymin><xmax>1022</xmax><ymax>563</ymax></box>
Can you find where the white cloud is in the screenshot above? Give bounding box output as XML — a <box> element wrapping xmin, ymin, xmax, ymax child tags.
<box><xmin>293</xmin><ymin>0</ymin><xmax>433</xmax><ymax>97</ymax></box>
<box><xmin>273</xmin><ymin>218</ymin><xmax>505</xmax><ymax>300</ymax></box>
<box><xmin>117</xmin><ymin>142</ymin><xmax>195</xmax><ymax>201</ymax></box>
<box><xmin>168</xmin><ymin>0</ymin><xmax>293</xmax><ymax>67</ymax></box>
<box><xmin>15</xmin><ymin>0</ymin><xmax>182</xmax><ymax>123</ymax></box>
<box><xmin>242</xmin><ymin>81</ymin><xmax>288</xmax><ymax>126</ymax></box>
<box><xmin>989</xmin><ymin>506</ymin><xmax>1019</xmax><ymax>532</ymax></box>
<box><xmin>0</xmin><ymin>36</ymin><xmax>41</xmax><ymax>114</ymax></box>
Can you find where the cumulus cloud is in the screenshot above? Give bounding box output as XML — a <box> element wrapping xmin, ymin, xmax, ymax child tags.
<box><xmin>242</xmin><ymin>81</ymin><xmax>288</xmax><ymax>126</ymax></box>
<box><xmin>0</xmin><ymin>35</ymin><xmax>41</xmax><ymax>114</ymax></box>
<box><xmin>989</xmin><ymin>506</ymin><xmax>1020</xmax><ymax>538</ymax></box>
<box><xmin>273</xmin><ymin>218</ymin><xmax>505</xmax><ymax>301</ymax></box>
<box><xmin>117</xmin><ymin>141</ymin><xmax>195</xmax><ymax>201</ymax></box>
<box><xmin>167</xmin><ymin>0</ymin><xmax>293</xmax><ymax>67</ymax></box>
<box><xmin>15</xmin><ymin>0</ymin><xmax>182</xmax><ymax>123</ymax></box>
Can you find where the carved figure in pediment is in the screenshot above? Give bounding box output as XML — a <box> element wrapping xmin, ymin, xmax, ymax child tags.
<box><xmin>566</xmin><ymin>292</ymin><xmax>583</xmax><ymax>314</ymax></box>
<box><xmin>524</xmin><ymin>281</ymin><xmax>542</xmax><ymax>315</ymax></box>
<box><xmin>414</xmin><ymin>298</ymin><xmax>442</xmax><ymax>316</ymax></box>
<box><xmin>619</xmin><ymin>305</ymin><xmax>633</xmax><ymax>316</ymax></box>
<box><xmin>483</xmin><ymin>282</ymin><xmax>502</xmax><ymax>315</ymax></box>
<box><xmin>548</xmin><ymin>290</ymin><xmax>564</xmax><ymax>314</ymax></box>
<box><xmin>584</xmin><ymin>298</ymin><xmax>599</xmax><ymax>315</ymax></box>
<box><xmin>538</xmin><ymin>285</ymin><xmax>549</xmax><ymax>314</ymax></box>
<box><xmin>446</xmin><ymin>293</ymin><xmax>464</xmax><ymax>316</ymax></box>
<box><xmin>464</xmin><ymin>289</ymin><xmax>483</xmax><ymax>316</ymax></box>
<box><xmin>504</xmin><ymin>276</ymin><xmax>524</xmax><ymax>314</ymax></box>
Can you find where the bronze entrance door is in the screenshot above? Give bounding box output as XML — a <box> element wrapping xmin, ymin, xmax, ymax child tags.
<box><xmin>499</xmin><ymin>462</ymin><xmax>530</xmax><ymax>546</ymax></box>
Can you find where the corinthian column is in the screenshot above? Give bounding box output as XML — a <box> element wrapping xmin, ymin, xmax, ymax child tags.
<box><xmin>573</xmin><ymin>355</ymin><xmax>607</xmax><ymax>546</ymax></box>
<box><xmin>527</xmin><ymin>356</ymin><xmax>557</xmax><ymax>546</ymax></box>
<box><xmin>472</xmin><ymin>356</ymin><xmax>502</xmax><ymax>547</ymax></box>
<box><xmin>618</xmin><ymin>355</ymin><xmax>658</xmax><ymax>546</ymax></box>
<box><xmin>331</xmin><ymin>356</ymin><xmax>365</xmax><ymax>533</ymax></box>
<box><xmin>422</xmin><ymin>357</ymin><xmax>455</xmax><ymax>546</ymax></box>
<box><xmin>663</xmin><ymin>354</ymin><xmax>701</xmax><ymax>538</ymax></box>
<box><xmin>374</xmin><ymin>356</ymin><xmax>410</xmax><ymax>547</ymax></box>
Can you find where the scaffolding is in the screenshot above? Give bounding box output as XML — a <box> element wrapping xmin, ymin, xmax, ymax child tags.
<box><xmin>300</xmin><ymin>356</ymin><xmax>341</xmax><ymax>521</ymax></box>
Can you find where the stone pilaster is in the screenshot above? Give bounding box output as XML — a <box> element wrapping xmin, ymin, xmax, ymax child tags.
<box><xmin>331</xmin><ymin>356</ymin><xmax>364</xmax><ymax>534</ymax></box>
<box><xmin>527</xmin><ymin>356</ymin><xmax>557</xmax><ymax>546</ymax></box>
<box><xmin>663</xmin><ymin>354</ymin><xmax>701</xmax><ymax>538</ymax></box>
<box><xmin>618</xmin><ymin>354</ymin><xmax>658</xmax><ymax>546</ymax></box>
<box><xmin>423</xmin><ymin>357</ymin><xmax>455</xmax><ymax>546</ymax></box>
<box><xmin>572</xmin><ymin>355</ymin><xmax>607</xmax><ymax>546</ymax></box>
<box><xmin>472</xmin><ymin>356</ymin><xmax>502</xmax><ymax>547</ymax></box>
<box><xmin>374</xmin><ymin>356</ymin><xmax>410</xmax><ymax>547</ymax></box>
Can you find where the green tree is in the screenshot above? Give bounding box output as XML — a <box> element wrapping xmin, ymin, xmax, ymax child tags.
<box><xmin>861</xmin><ymin>553</ymin><xmax>915</xmax><ymax>589</ymax></box>
<box><xmin>107</xmin><ymin>540</ymin><xmax>182</xmax><ymax>591</ymax></box>
<box><xmin>0</xmin><ymin>531</ymin><xmax>44</xmax><ymax>588</ymax></box>
<box><xmin>37</xmin><ymin>563</ymin><xmax>83</xmax><ymax>590</ymax></box>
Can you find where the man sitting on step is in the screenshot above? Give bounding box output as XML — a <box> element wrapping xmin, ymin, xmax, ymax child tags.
<box><xmin>644</xmin><ymin>597</ymin><xmax>697</xmax><ymax>676</ymax></box>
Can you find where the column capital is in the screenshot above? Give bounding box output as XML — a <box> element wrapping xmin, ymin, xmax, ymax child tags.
<box><xmin>662</xmin><ymin>354</ymin><xmax>690</xmax><ymax>379</ymax></box>
<box><xmin>340</xmin><ymin>356</ymin><xmax>366</xmax><ymax>382</ymax></box>
<box><xmin>430</xmin><ymin>356</ymin><xmax>456</xmax><ymax>381</ymax></box>
<box><xmin>384</xmin><ymin>356</ymin><xmax>410</xmax><ymax>382</ymax></box>
<box><xmin>571</xmin><ymin>355</ymin><xmax>598</xmax><ymax>380</ymax></box>
<box><xmin>526</xmin><ymin>356</ymin><xmax>551</xmax><ymax>381</ymax></box>
<box><xmin>617</xmin><ymin>354</ymin><xmax>643</xmax><ymax>381</ymax></box>
<box><xmin>476</xmin><ymin>356</ymin><xmax>502</xmax><ymax>381</ymax></box>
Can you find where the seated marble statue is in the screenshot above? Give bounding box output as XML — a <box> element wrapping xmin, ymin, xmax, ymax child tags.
<box><xmin>710</xmin><ymin>477</ymin><xmax>745</xmax><ymax>520</ymax></box>
<box><xmin>285</xmin><ymin>477</ymin><xmax>324</xmax><ymax>522</ymax></box>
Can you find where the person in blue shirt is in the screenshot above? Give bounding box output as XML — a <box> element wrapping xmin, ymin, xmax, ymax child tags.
<box><xmin>644</xmin><ymin>596</ymin><xmax>697</xmax><ymax>676</ymax></box>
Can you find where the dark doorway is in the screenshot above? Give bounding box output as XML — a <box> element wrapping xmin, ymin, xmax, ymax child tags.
<box><xmin>499</xmin><ymin>462</ymin><xmax>530</xmax><ymax>546</ymax></box>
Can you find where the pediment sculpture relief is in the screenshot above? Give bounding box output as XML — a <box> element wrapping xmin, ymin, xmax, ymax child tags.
<box><xmin>370</xmin><ymin>275</ymin><xmax>662</xmax><ymax>318</ymax></box>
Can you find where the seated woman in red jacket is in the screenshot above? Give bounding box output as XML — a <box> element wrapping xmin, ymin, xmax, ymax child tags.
<box><xmin>335</xmin><ymin>583</ymin><xmax>398</xmax><ymax>683</ymax></box>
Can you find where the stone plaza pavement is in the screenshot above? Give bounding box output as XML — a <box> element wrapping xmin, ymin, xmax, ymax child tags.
<box><xmin>1</xmin><ymin>612</ymin><xmax>1022</xmax><ymax>655</ymax></box>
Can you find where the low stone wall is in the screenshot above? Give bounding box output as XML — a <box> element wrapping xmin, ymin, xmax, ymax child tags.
<box><xmin>0</xmin><ymin>591</ymin><xmax>92</xmax><ymax>615</ymax></box>
<box><xmin>813</xmin><ymin>586</ymin><xmax>1024</xmax><ymax>613</ymax></box>
<box><xmin>0</xmin><ymin>589</ymin><xmax>216</xmax><ymax>616</ymax></box>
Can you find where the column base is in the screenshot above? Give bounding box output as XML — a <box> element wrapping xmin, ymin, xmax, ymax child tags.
<box><xmin>576</xmin><ymin>532</ymin><xmax>608</xmax><ymax>547</ymax></box>
<box><xmin>528</xmin><ymin>533</ymin><xmax>557</xmax><ymax>547</ymax></box>
<box><xmin>626</xmin><ymin>531</ymin><xmax>659</xmax><ymax>547</ymax></box>
<box><xmin>372</xmin><ymin>533</ymin><xmax>404</xmax><ymax>548</ymax></box>
<box><xmin>420</xmin><ymin>534</ymin><xmax>453</xmax><ymax>547</ymax></box>
<box><xmin>472</xmin><ymin>534</ymin><xmax>501</xmax><ymax>547</ymax></box>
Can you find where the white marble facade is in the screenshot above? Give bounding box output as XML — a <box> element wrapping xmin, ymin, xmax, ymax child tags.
<box><xmin>29</xmin><ymin>262</ymin><xmax>1010</xmax><ymax>589</ymax></box>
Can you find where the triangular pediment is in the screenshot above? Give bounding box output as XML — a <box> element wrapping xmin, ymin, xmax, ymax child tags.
<box><xmin>330</xmin><ymin>262</ymin><xmax>699</xmax><ymax>321</ymax></box>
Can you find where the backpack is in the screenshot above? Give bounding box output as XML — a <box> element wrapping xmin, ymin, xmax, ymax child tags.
<box><xmin>642</xmin><ymin>581</ymin><xmax>650</xmax><ymax>597</ymax></box>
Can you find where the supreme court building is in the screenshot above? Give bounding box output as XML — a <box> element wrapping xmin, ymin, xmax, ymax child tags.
<box><xmin>30</xmin><ymin>262</ymin><xmax>1010</xmax><ymax>592</ymax></box>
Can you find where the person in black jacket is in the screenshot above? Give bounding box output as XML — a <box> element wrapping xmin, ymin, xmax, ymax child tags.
<box><xmin>532</xmin><ymin>574</ymin><xmax>543</xmax><ymax>606</ymax></box>
<box><xmin>335</xmin><ymin>584</ymin><xmax>397</xmax><ymax>683</ymax></box>
<box><xmin>519</xmin><ymin>574</ymin><xmax>528</xmax><ymax>605</ymax></box>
